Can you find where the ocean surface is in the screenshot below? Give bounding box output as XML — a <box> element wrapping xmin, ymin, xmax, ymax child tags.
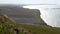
<box><xmin>23</xmin><ymin>5</ymin><xmax>60</xmax><ymax>27</ymax></box>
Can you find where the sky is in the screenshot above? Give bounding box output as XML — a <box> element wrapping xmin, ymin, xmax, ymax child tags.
<box><xmin>0</xmin><ymin>0</ymin><xmax>60</xmax><ymax>27</ymax></box>
<box><xmin>0</xmin><ymin>0</ymin><xmax>56</xmax><ymax>4</ymax></box>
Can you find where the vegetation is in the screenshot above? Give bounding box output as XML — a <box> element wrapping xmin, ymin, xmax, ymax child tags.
<box><xmin>34</xmin><ymin>10</ymin><xmax>47</xmax><ymax>25</ymax></box>
<box><xmin>0</xmin><ymin>13</ymin><xmax>60</xmax><ymax>34</ymax></box>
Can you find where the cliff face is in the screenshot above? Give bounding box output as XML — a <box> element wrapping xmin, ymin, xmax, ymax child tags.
<box><xmin>1</xmin><ymin>13</ymin><xmax>60</xmax><ymax>34</ymax></box>
<box><xmin>0</xmin><ymin>6</ymin><xmax>47</xmax><ymax>25</ymax></box>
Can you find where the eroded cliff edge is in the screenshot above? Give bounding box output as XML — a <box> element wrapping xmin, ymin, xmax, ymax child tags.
<box><xmin>0</xmin><ymin>6</ymin><xmax>47</xmax><ymax>25</ymax></box>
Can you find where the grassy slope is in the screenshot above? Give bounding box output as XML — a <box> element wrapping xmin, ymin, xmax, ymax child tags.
<box><xmin>0</xmin><ymin>14</ymin><xmax>60</xmax><ymax>34</ymax></box>
<box><xmin>34</xmin><ymin>10</ymin><xmax>47</xmax><ymax>25</ymax></box>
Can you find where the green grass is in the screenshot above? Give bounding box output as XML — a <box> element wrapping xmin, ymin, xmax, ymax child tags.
<box><xmin>17</xmin><ymin>24</ymin><xmax>60</xmax><ymax>34</ymax></box>
<box><xmin>0</xmin><ymin>13</ymin><xmax>60</xmax><ymax>34</ymax></box>
<box><xmin>34</xmin><ymin>10</ymin><xmax>47</xmax><ymax>25</ymax></box>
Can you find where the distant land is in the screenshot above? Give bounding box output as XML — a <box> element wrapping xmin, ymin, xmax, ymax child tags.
<box><xmin>0</xmin><ymin>5</ymin><xmax>47</xmax><ymax>26</ymax></box>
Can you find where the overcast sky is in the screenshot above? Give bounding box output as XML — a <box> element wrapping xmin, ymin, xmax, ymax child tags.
<box><xmin>0</xmin><ymin>0</ymin><xmax>56</xmax><ymax>4</ymax></box>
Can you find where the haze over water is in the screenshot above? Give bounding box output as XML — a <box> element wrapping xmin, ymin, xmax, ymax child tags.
<box><xmin>23</xmin><ymin>5</ymin><xmax>60</xmax><ymax>27</ymax></box>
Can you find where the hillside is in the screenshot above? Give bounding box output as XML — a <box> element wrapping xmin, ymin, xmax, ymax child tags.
<box><xmin>0</xmin><ymin>11</ymin><xmax>60</xmax><ymax>34</ymax></box>
<box><xmin>0</xmin><ymin>6</ymin><xmax>47</xmax><ymax>25</ymax></box>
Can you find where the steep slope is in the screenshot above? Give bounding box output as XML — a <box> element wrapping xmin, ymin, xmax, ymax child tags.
<box><xmin>0</xmin><ymin>14</ymin><xmax>14</xmax><ymax>34</ymax></box>
<box><xmin>0</xmin><ymin>6</ymin><xmax>47</xmax><ymax>25</ymax></box>
<box><xmin>0</xmin><ymin>14</ymin><xmax>60</xmax><ymax>34</ymax></box>
<box><xmin>0</xmin><ymin>13</ymin><xmax>33</xmax><ymax>34</ymax></box>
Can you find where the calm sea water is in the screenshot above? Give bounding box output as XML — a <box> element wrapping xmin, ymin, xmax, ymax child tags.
<box><xmin>23</xmin><ymin>5</ymin><xmax>60</xmax><ymax>27</ymax></box>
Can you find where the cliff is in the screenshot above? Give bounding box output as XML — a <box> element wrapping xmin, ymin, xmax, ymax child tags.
<box><xmin>0</xmin><ymin>13</ymin><xmax>60</xmax><ymax>34</ymax></box>
<box><xmin>0</xmin><ymin>6</ymin><xmax>60</xmax><ymax>34</ymax></box>
<box><xmin>0</xmin><ymin>6</ymin><xmax>47</xmax><ymax>25</ymax></box>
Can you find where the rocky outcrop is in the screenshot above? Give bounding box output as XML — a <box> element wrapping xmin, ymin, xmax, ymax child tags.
<box><xmin>0</xmin><ymin>6</ymin><xmax>47</xmax><ymax>25</ymax></box>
